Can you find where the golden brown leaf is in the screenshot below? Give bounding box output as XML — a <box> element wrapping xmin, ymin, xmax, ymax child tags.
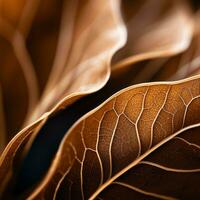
<box><xmin>28</xmin><ymin>0</ymin><xmax>127</xmax><ymax>123</ymax></box>
<box><xmin>0</xmin><ymin>0</ymin><xmax>126</xmax><ymax>197</ymax></box>
<box><xmin>28</xmin><ymin>75</ymin><xmax>200</xmax><ymax>199</ymax></box>
<box><xmin>0</xmin><ymin>1</ymin><xmax>200</xmax><ymax>200</ymax></box>
<box><xmin>91</xmin><ymin>123</ymin><xmax>200</xmax><ymax>200</ymax></box>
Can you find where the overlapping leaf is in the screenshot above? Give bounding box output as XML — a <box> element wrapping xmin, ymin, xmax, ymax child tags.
<box><xmin>28</xmin><ymin>0</ymin><xmax>127</xmax><ymax>122</ymax></box>
<box><xmin>0</xmin><ymin>0</ymin><xmax>126</xmax><ymax>197</ymax></box>
<box><xmin>0</xmin><ymin>1</ymin><xmax>192</xmax><ymax>193</ymax></box>
<box><xmin>112</xmin><ymin>0</ymin><xmax>194</xmax><ymax>69</ymax></box>
<box><xmin>27</xmin><ymin>75</ymin><xmax>200</xmax><ymax>199</ymax></box>
<box><xmin>0</xmin><ymin>0</ymin><xmax>200</xmax><ymax>199</ymax></box>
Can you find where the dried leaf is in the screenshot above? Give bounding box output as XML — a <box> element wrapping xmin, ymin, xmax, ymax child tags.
<box><xmin>0</xmin><ymin>0</ymin><xmax>126</xmax><ymax>197</ymax></box>
<box><xmin>0</xmin><ymin>34</ymin><xmax>37</xmax><ymax>141</ymax></box>
<box><xmin>27</xmin><ymin>75</ymin><xmax>200</xmax><ymax>199</ymax></box>
<box><xmin>114</xmin><ymin>11</ymin><xmax>200</xmax><ymax>85</ymax></box>
<box><xmin>28</xmin><ymin>0</ymin><xmax>127</xmax><ymax>122</ymax></box>
<box><xmin>168</xmin><ymin>11</ymin><xmax>200</xmax><ymax>80</ymax></box>
<box><xmin>92</xmin><ymin>123</ymin><xmax>200</xmax><ymax>200</ymax></box>
<box><xmin>112</xmin><ymin>0</ymin><xmax>194</xmax><ymax>69</ymax></box>
<box><xmin>0</xmin><ymin>1</ymin><xmax>200</xmax><ymax>199</ymax></box>
<box><xmin>0</xmin><ymin>0</ymin><xmax>41</xmax><ymax>142</ymax></box>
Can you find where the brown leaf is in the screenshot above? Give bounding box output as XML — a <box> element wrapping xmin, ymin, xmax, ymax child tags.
<box><xmin>114</xmin><ymin>10</ymin><xmax>200</xmax><ymax>85</ymax></box>
<box><xmin>27</xmin><ymin>75</ymin><xmax>200</xmax><ymax>199</ymax></box>
<box><xmin>0</xmin><ymin>0</ymin><xmax>126</xmax><ymax>197</ymax></box>
<box><xmin>0</xmin><ymin>0</ymin><xmax>71</xmax><ymax>142</ymax></box>
<box><xmin>25</xmin><ymin>0</ymin><xmax>64</xmax><ymax>92</ymax></box>
<box><xmin>0</xmin><ymin>0</ymin><xmax>42</xmax><ymax>143</ymax></box>
<box><xmin>0</xmin><ymin>34</ymin><xmax>37</xmax><ymax>142</ymax></box>
<box><xmin>0</xmin><ymin>1</ymin><xmax>200</xmax><ymax>199</ymax></box>
<box><xmin>144</xmin><ymin>11</ymin><xmax>200</xmax><ymax>82</ymax></box>
<box><xmin>28</xmin><ymin>0</ymin><xmax>127</xmax><ymax>123</ymax></box>
<box><xmin>168</xmin><ymin>11</ymin><xmax>200</xmax><ymax>80</ymax></box>
<box><xmin>112</xmin><ymin>0</ymin><xmax>194</xmax><ymax>69</ymax></box>
<box><xmin>92</xmin><ymin>123</ymin><xmax>200</xmax><ymax>200</ymax></box>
